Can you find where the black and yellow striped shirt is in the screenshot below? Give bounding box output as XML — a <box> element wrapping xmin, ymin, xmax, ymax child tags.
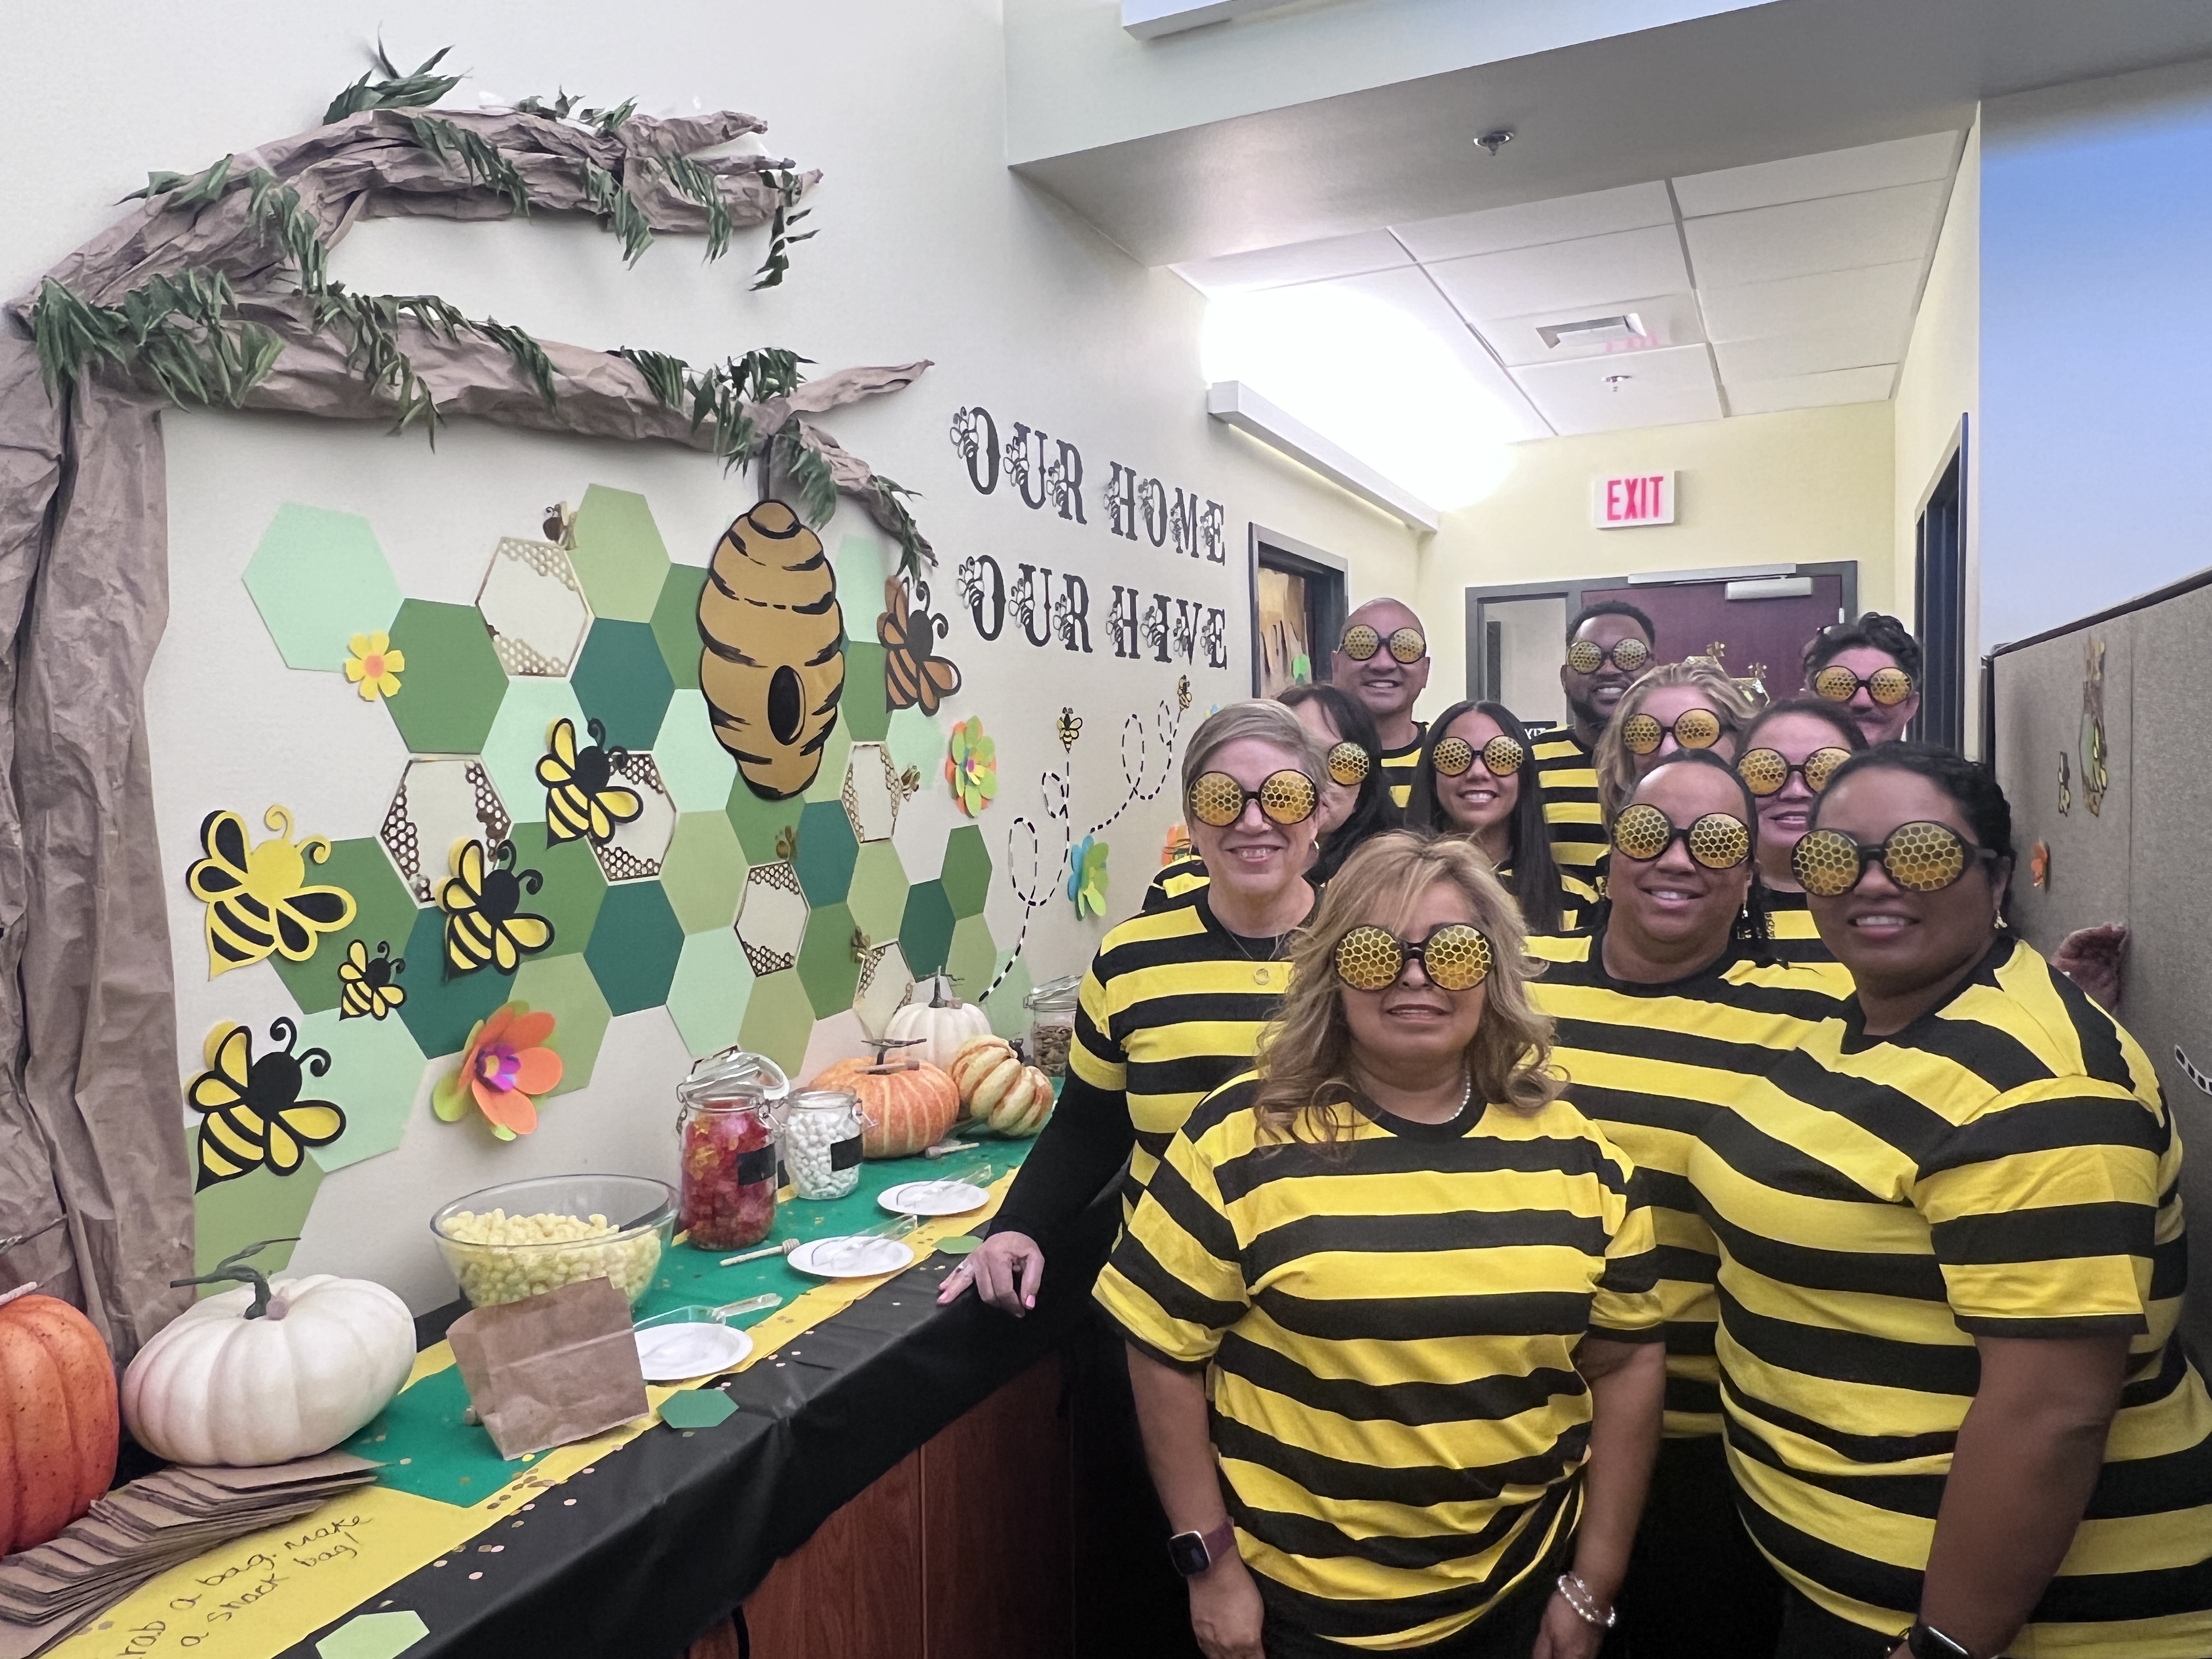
<box><xmin>1532</xmin><ymin>728</ymin><xmax>1607</xmax><ymax>876</ymax></box>
<box><xmin>1097</xmin><ymin>1075</ymin><xmax>1662</xmax><ymax>1649</ymax></box>
<box><xmin>1694</xmin><ymin>939</ymin><xmax>2212</xmax><ymax>1654</ymax></box>
<box><xmin>1070</xmin><ymin>893</ymin><xmax>1296</xmax><ymax>1216</ymax></box>
<box><xmin>1142</xmin><ymin>854</ymin><xmax>1212</xmax><ymax>913</ymax></box>
<box><xmin>1379</xmin><ymin>725</ymin><xmax>1425</xmax><ymax>812</ymax></box>
<box><xmin>1756</xmin><ymin>885</ymin><xmax>1832</xmax><ymax>964</ymax></box>
<box><xmin>1528</xmin><ymin>930</ymin><xmax>1852</xmax><ymax>1435</ymax></box>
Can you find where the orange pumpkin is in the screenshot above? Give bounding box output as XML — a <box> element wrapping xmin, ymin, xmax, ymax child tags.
<box><xmin>809</xmin><ymin>1057</ymin><xmax>961</xmax><ymax>1159</ymax></box>
<box><xmin>0</xmin><ymin>1291</ymin><xmax>119</xmax><ymax>1555</ymax></box>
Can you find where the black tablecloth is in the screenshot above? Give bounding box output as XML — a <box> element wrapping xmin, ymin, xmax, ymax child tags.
<box><xmin>274</xmin><ymin>1191</ymin><xmax>1120</xmax><ymax>1659</ymax></box>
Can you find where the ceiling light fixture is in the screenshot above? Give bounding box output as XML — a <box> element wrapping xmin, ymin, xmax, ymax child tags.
<box><xmin>1539</xmin><ymin>313</ymin><xmax>1646</xmax><ymax>350</ymax></box>
<box><xmin>1605</xmin><ymin>374</ymin><xmax>1633</xmax><ymax>393</ymax></box>
<box><xmin>1475</xmin><ymin>130</ymin><xmax>1514</xmax><ymax>156</ymax></box>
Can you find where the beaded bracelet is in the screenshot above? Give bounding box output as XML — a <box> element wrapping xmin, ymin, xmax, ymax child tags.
<box><xmin>1555</xmin><ymin>1573</ymin><xmax>1617</xmax><ymax>1630</ymax></box>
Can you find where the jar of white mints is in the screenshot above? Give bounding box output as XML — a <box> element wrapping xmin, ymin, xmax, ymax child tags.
<box><xmin>781</xmin><ymin>1090</ymin><xmax>869</xmax><ymax>1200</ymax></box>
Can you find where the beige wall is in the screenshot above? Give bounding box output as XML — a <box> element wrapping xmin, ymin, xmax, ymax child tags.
<box><xmin>1408</xmin><ymin>400</ymin><xmax>1897</xmax><ymax>718</ymax></box>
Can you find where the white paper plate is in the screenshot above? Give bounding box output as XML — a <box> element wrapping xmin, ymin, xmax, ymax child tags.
<box><xmin>878</xmin><ymin>1180</ymin><xmax>990</xmax><ymax>1217</ymax></box>
<box><xmin>787</xmin><ymin>1235</ymin><xmax>916</xmax><ymax>1279</ymax></box>
<box><xmin>634</xmin><ymin>1322</ymin><xmax>753</xmax><ymax>1383</ymax></box>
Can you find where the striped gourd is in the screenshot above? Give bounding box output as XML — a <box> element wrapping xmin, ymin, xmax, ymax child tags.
<box><xmin>698</xmin><ymin>500</ymin><xmax>846</xmax><ymax>799</ymax></box>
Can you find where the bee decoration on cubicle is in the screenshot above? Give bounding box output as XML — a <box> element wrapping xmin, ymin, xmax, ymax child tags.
<box><xmin>537</xmin><ymin>717</ymin><xmax>644</xmax><ymax>847</ymax></box>
<box><xmin>188</xmin><ymin>1017</ymin><xmax>346</xmax><ymax>1189</ymax></box>
<box><xmin>440</xmin><ymin>839</ymin><xmax>555</xmax><ymax>977</ymax></box>
<box><xmin>2058</xmin><ymin>751</ymin><xmax>2072</xmax><ymax>816</ymax></box>
<box><xmin>337</xmin><ymin>940</ymin><xmax>407</xmax><ymax>1020</ymax></box>
<box><xmin>185</xmin><ymin>805</ymin><xmax>358</xmax><ymax>978</ymax></box>
<box><xmin>2080</xmin><ymin>637</ymin><xmax>2109</xmax><ymax>817</ymax></box>
<box><xmin>879</xmin><ymin>573</ymin><xmax>963</xmax><ymax>717</ymax></box>
<box><xmin>1056</xmin><ymin>707</ymin><xmax>1082</xmax><ymax>751</ymax></box>
<box><xmin>698</xmin><ymin>499</ymin><xmax>847</xmax><ymax>802</ymax></box>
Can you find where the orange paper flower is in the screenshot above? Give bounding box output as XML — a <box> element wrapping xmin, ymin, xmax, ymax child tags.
<box><xmin>433</xmin><ymin>1002</ymin><xmax>562</xmax><ymax>1139</ymax></box>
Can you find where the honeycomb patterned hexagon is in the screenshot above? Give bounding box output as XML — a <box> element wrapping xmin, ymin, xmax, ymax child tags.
<box><xmin>476</xmin><ymin>537</ymin><xmax>592</xmax><ymax>676</ymax></box>
<box><xmin>380</xmin><ymin>758</ymin><xmax>512</xmax><ymax>905</ymax></box>
<box><xmin>479</xmin><ymin>677</ymin><xmax>588</xmax><ymax>827</ymax></box>
<box><xmin>567</xmin><ymin>484</ymin><xmax>670</xmax><ymax>624</ymax></box>
<box><xmin>384</xmin><ymin>600</ymin><xmax>508</xmax><ymax>756</ymax></box>
<box><xmin>795</xmin><ymin>900</ymin><xmax>862</xmax><ymax>1019</ymax></box>
<box><xmin>739</xmin><ymin>969</ymin><xmax>815</xmax><ymax>1075</ymax></box>
<box><xmin>726</xmin><ymin>773</ymin><xmax>805</xmax><ymax>867</ymax></box>
<box><xmin>946</xmin><ymin>914</ymin><xmax>996</xmax><ymax>1006</ymax></box>
<box><xmin>650</xmin><ymin>563</ymin><xmax>708</xmax><ymax>691</ymax></box>
<box><xmin>735</xmin><ymin>862</ymin><xmax>809</xmax><ymax>975</ymax></box>
<box><xmin>847</xmin><ymin>840</ymin><xmax>909</xmax><ymax>946</ymax></box>
<box><xmin>504</xmin><ymin>821</ymin><xmax>608</xmax><ymax>959</ymax></box>
<box><xmin>842</xmin><ymin>742</ymin><xmax>905</xmax><ymax>844</ymax></box>
<box><xmin>572</xmin><ymin>619</ymin><xmax>675</xmax><ymax>750</ymax></box>
<box><xmin>392</xmin><ymin>901</ymin><xmax>511</xmax><ymax>1058</ymax></box>
<box><xmin>294</xmin><ymin>1009</ymin><xmax>428</xmax><ymax>1169</ymax></box>
<box><xmin>242</xmin><ymin>504</ymin><xmax>403</xmax><ymax>673</ymax></box>
<box><xmin>899</xmin><ymin>879</ymin><xmax>956</xmax><ymax>978</ymax></box>
<box><xmin>270</xmin><ymin>836</ymin><xmax>421</xmax><ymax>1015</ymax></box>
<box><xmin>661</xmin><ymin>812</ymin><xmax>747</xmax><ymax>934</ymax></box>
<box><xmin>592</xmin><ymin>754</ymin><xmax>679</xmax><ymax>884</ymax></box>
<box><xmin>940</xmin><ymin>825</ymin><xmax>991</xmax><ymax>921</ymax></box>
<box><xmin>793</xmin><ymin>799</ymin><xmax>858</xmax><ymax>907</ymax></box>
<box><xmin>512</xmin><ymin>951</ymin><xmax>614</xmax><ymax>1094</ymax></box>
<box><xmin>652</xmin><ymin>690</ymin><xmax>738</xmax><ymax>814</ymax></box>
<box><xmin>667</xmin><ymin>927</ymin><xmax>755</xmax><ymax>1059</ymax></box>
<box><xmin>583</xmin><ymin>882</ymin><xmax>685</xmax><ymax>1016</ymax></box>
<box><xmin>853</xmin><ymin>939</ymin><xmax>912</xmax><ymax>1038</ymax></box>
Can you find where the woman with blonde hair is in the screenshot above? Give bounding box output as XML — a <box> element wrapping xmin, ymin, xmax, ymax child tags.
<box><xmin>1097</xmin><ymin>832</ymin><xmax>1666</xmax><ymax>1659</ymax></box>
<box><xmin>1592</xmin><ymin>659</ymin><xmax>1763</xmax><ymax>831</ymax></box>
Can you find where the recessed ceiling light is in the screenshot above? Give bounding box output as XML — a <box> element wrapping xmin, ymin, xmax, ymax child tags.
<box><xmin>1475</xmin><ymin>130</ymin><xmax>1515</xmax><ymax>156</ymax></box>
<box><xmin>1539</xmin><ymin>313</ymin><xmax>1646</xmax><ymax>350</ymax></box>
<box><xmin>1604</xmin><ymin>374</ymin><xmax>1633</xmax><ymax>392</ymax></box>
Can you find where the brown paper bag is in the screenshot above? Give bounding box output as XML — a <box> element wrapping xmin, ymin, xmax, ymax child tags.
<box><xmin>447</xmin><ymin>1278</ymin><xmax>647</xmax><ymax>1459</ymax></box>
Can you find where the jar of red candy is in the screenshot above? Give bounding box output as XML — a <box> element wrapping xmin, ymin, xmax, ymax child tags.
<box><xmin>675</xmin><ymin>1048</ymin><xmax>791</xmax><ymax>1251</ymax></box>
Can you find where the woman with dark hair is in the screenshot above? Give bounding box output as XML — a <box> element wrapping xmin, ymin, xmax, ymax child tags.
<box><xmin>1731</xmin><ymin>697</ymin><xmax>1865</xmax><ymax>963</ymax></box>
<box><xmin>1407</xmin><ymin>699</ymin><xmax>1596</xmax><ymax>934</ymax></box>
<box><xmin>1693</xmin><ymin>743</ymin><xmax>2212</xmax><ymax>1658</ymax></box>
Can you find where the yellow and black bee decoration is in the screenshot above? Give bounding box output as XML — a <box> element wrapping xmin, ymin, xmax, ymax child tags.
<box><xmin>1056</xmin><ymin>707</ymin><xmax>1082</xmax><ymax>751</ymax></box>
<box><xmin>188</xmin><ymin>1017</ymin><xmax>346</xmax><ymax>1189</ymax></box>
<box><xmin>699</xmin><ymin>499</ymin><xmax>846</xmax><ymax>800</ymax></box>
<box><xmin>537</xmin><ymin>717</ymin><xmax>643</xmax><ymax>846</ymax></box>
<box><xmin>337</xmin><ymin>939</ymin><xmax>407</xmax><ymax>1020</ymax></box>
<box><xmin>441</xmin><ymin>839</ymin><xmax>555</xmax><ymax>976</ymax></box>
<box><xmin>880</xmin><ymin>574</ymin><xmax>962</xmax><ymax>717</ymax></box>
<box><xmin>185</xmin><ymin>805</ymin><xmax>358</xmax><ymax>977</ymax></box>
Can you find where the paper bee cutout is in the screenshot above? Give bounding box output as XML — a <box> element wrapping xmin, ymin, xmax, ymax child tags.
<box><xmin>699</xmin><ymin>499</ymin><xmax>847</xmax><ymax>801</ymax></box>
<box><xmin>2058</xmin><ymin>751</ymin><xmax>2072</xmax><ymax>816</ymax></box>
<box><xmin>879</xmin><ymin>574</ymin><xmax>962</xmax><ymax>716</ymax></box>
<box><xmin>1056</xmin><ymin>707</ymin><xmax>1082</xmax><ymax>751</ymax></box>
<box><xmin>185</xmin><ymin>806</ymin><xmax>358</xmax><ymax>977</ymax></box>
<box><xmin>538</xmin><ymin>717</ymin><xmax>643</xmax><ymax>846</ymax></box>
<box><xmin>2080</xmin><ymin>637</ymin><xmax>2109</xmax><ymax>817</ymax></box>
<box><xmin>441</xmin><ymin>839</ymin><xmax>555</xmax><ymax>976</ymax></box>
<box><xmin>337</xmin><ymin>940</ymin><xmax>407</xmax><ymax>1020</ymax></box>
<box><xmin>1177</xmin><ymin>675</ymin><xmax>1192</xmax><ymax>712</ymax></box>
<box><xmin>188</xmin><ymin>1017</ymin><xmax>345</xmax><ymax>1189</ymax></box>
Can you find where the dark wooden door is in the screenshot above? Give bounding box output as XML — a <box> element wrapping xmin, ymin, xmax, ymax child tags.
<box><xmin>1581</xmin><ymin>574</ymin><xmax>1846</xmax><ymax>701</ymax></box>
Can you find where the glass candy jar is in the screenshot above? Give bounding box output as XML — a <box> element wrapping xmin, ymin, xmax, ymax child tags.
<box><xmin>676</xmin><ymin>1048</ymin><xmax>790</xmax><ymax>1250</ymax></box>
<box><xmin>1023</xmin><ymin>972</ymin><xmax>1082</xmax><ymax>1079</ymax></box>
<box><xmin>781</xmin><ymin>1090</ymin><xmax>870</xmax><ymax>1200</ymax></box>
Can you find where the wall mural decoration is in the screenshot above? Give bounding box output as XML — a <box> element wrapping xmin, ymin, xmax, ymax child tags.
<box><xmin>440</xmin><ymin>840</ymin><xmax>556</xmax><ymax>977</ymax></box>
<box><xmin>433</xmin><ymin>1003</ymin><xmax>563</xmax><ymax>1141</ymax></box>
<box><xmin>185</xmin><ymin>807</ymin><xmax>359</xmax><ymax>977</ymax></box>
<box><xmin>880</xmin><ymin>574</ymin><xmax>963</xmax><ymax>715</ymax></box>
<box><xmin>344</xmin><ymin>631</ymin><xmax>407</xmax><ymax>702</ymax></box>
<box><xmin>337</xmin><ymin>941</ymin><xmax>408</xmax><ymax>1022</ymax></box>
<box><xmin>538</xmin><ymin>717</ymin><xmax>645</xmax><ymax>846</ymax></box>
<box><xmin>1068</xmin><ymin>835</ymin><xmax>1109</xmax><ymax>919</ymax></box>
<box><xmin>2081</xmin><ymin>637</ymin><xmax>2110</xmax><ymax>817</ymax></box>
<box><xmin>946</xmin><ymin>718</ymin><xmax>997</xmax><ymax>816</ymax></box>
<box><xmin>701</xmin><ymin>500</ymin><xmax>848</xmax><ymax>800</ymax></box>
<box><xmin>188</xmin><ymin>1018</ymin><xmax>346</xmax><ymax>1189</ymax></box>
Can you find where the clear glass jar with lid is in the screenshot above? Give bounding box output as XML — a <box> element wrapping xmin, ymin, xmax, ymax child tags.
<box><xmin>781</xmin><ymin>1090</ymin><xmax>871</xmax><ymax>1200</ymax></box>
<box><xmin>1023</xmin><ymin>971</ymin><xmax>1082</xmax><ymax>1079</ymax></box>
<box><xmin>676</xmin><ymin>1048</ymin><xmax>790</xmax><ymax>1250</ymax></box>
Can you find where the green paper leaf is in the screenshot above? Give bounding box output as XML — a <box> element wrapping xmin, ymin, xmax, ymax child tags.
<box><xmin>315</xmin><ymin>1610</ymin><xmax>430</xmax><ymax>1659</ymax></box>
<box><xmin>659</xmin><ymin>1389</ymin><xmax>738</xmax><ymax>1430</ymax></box>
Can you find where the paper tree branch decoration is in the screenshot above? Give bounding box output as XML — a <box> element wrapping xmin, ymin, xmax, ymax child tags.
<box><xmin>188</xmin><ymin>1018</ymin><xmax>345</xmax><ymax>1189</ymax></box>
<box><xmin>945</xmin><ymin>717</ymin><xmax>997</xmax><ymax>817</ymax></box>
<box><xmin>434</xmin><ymin>1003</ymin><xmax>562</xmax><ymax>1139</ymax></box>
<box><xmin>185</xmin><ymin>806</ymin><xmax>358</xmax><ymax>976</ymax></box>
<box><xmin>345</xmin><ymin>631</ymin><xmax>405</xmax><ymax>700</ymax></box>
<box><xmin>1068</xmin><ymin>836</ymin><xmax>1109</xmax><ymax>919</ymax></box>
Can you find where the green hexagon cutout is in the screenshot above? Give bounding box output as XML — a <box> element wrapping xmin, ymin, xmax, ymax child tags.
<box><xmin>509</xmin><ymin>952</ymin><xmax>614</xmax><ymax>1096</ymax></box>
<box><xmin>296</xmin><ymin>1008</ymin><xmax>428</xmax><ymax>1170</ymax></box>
<box><xmin>796</xmin><ymin>900</ymin><xmax>862</xmax><ymax>1018</ymax></box>
<box><xmin>848</xmin><ymin>840</ymin><xmax>909</xmax><ymax>945</ymax></box>
<box><xmin>270</xmin><ymin>837</ymin><xmax>420</xmax><ymax>1015</ymax></box>
<box><xmin>481</xmin><ymin>677</ymin><xmax>587</xmax><ymax>822</ymax></box>
<box><xmin>194</xmin><ymin>1165</ymin><xmax>321</xmax><ymax>1284</ymax></box>
<box><xmin>505</xmin><ymin>820</ymin><xmax>608</xmax><ymax>959</ymax></box>
<box><xmin>572</xmin><ymin>618</ymin><xmax>676</xmax><ymax>751</ymax></box>
<box><xmin>392</xmin><ymin>902</ymin><xmax>511</xmax><ymax>1058</ymax></box>
<box><xmin>584</xmin><ymin>881</ymin><xmax>685</xmax><ymax>1015</ymax></box>
<box><xmin>946</xmin><ymin>915</ymin><xmax>996</xmax><ymax>1006</ymax></box>
<box><xmin>940</xmin><ymin>825</ymin><xmax>991</xmax><ymax>920</ymax></box>
<box><xmin>568</xmin><ymin>484</ymin><xmax>670</xmax><ymax>624</ymax></box>
<box><xmin>653</xmin><ymin>690</ymin><xmax>737</xmax><ymax>814</ymax></box>
<box><xmin>842</xmin><ymin>642</ymin><xmax>890</xmax><ymax>743</ymax></box>
<box><xmin>740</xmin><ymin>969</ymin><xmax>816</xmax><ymax>1075</ymax></box>
<box><xmin>651</xmin><ymin>563</ymin><xmax>708</xmax><ymax>691</ymax></box>
<box><xmin>385</xmin><ymin>599</ymin><xmax>506</xmax><ymax>755</ymax></box>
<box><xmin>667</xmin><ymin>928</ymin><xmax>755</xmax><ymax>1058</ymax></box>
<box><xmin>793</xmin><ymin>799</ymin><xmax>858</xmax><ymax>906</ymax></box>
<box><xmin>726</xmin><ymin>776</ymin><xmax>804</xmax><ymax>865</ymax></box>
<box><xmin>242</xmin><ymin>504</ymin><xmax>403</xmax><ymax>673</ymax></box>
<box><xmin>900</xmin><ymin>879</ymin><xmax>956</xmax><ymax>977</ymax></box>
<box><xmin>662</xmin><ymin>811</ymin><xmax>747</xmax><ymax>934</ymax></box>
<box><xmin>802</xmin><ymin>717</ymin><xmax>853</xmax><ymax>806</ymax></box>
<box><xmin>983</xmin><ymin>950</ymin><xmax>1032</xmax><ymax>1039</ymax></box>
<box><xmin>887</xmin><ymin>706</ymin><xmax>943</xmax><ymax>777</ymax></box>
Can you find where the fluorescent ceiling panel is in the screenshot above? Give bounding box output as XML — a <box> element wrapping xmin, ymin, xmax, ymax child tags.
<box><xmin>1170</xmin><ymin>229</ymin><xmax>1411</xmax><ymax>296</ymax></box>
<box><xmin>1713</xmin><ymin>319</ymin><xmax>1911</xmax><ymax>382</ymax></box>
<box><xmin>1725</xmin><ymin>364</ymin><xmax>1898</xmax><ymax>416</ymax></box>
<box><xmin>1477</xmin><ymin>291</ymin><xmax>1706</xmax><ymax>368</ymax></box>
<box><xmin>1684</xmin><ymin>180</ymin><xmax>1946</xmax><ymax>287</ymax></box>
<box><xmin>1512</xmin><ymin>342</ymin><xmax>1722</xmax><ymax>436</ymax></box>
<box><xmin>1673</xmin><ymin>131</ymin><xmax>1961</xmax><ymax>217</ymax></box>
<box><xmin>1389</xmin><ymin>182</ymin><xmax>1674</xmax><ymax>264</ymax></box>
<box><xmin>1699</xmin><ymin>259</ymin><xmax>1926</xmax><ymax>342</ymax></box>
<box><xmin>1426</xmin><ymin>225</ymin><xmax>1691</xmax><ymax>326</ymax></box>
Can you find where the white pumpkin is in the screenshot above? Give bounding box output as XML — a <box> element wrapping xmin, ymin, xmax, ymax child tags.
<box><xmin>885</xmin><ymin>974</ymin><xmax>994</xmax><ymax>1071</ymax></box>
<box><xmin>123</xmin><ymin>1273</ymin><xmax>414</xmax><ymax>1467</ymax></box>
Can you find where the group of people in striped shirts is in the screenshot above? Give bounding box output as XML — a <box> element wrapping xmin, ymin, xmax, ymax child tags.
<box><xmin>937</xmin><ymin>597</ymin><xmax>2202</xmax><ymax>1659</ymax></box>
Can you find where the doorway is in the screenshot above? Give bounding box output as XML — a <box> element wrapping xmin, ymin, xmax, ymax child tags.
<box><xmin>1466</xmin><ymin>561</ymin><xmax>1859</xmax><ymax>729</ymax></box>
<box><xmin>1914</xmin><ymin>419</ymin><xmax>1967</xmax><ymax>749</ymax></box>
<box><xmin>1249</xmin><ymin>526</ymin><xmax>1348</xmax><ymax>698</ymax></box>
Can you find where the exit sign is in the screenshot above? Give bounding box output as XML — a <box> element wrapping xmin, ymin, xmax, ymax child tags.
<box><xmin>1593</xmin><ymin>472</ymin><xmax>1675</xmax><ymax>528</ymax></box>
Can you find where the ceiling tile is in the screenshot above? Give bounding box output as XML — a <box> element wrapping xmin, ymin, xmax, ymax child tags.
<box><xmin>1714</xmin><ymin>320</ymin><xmax>1910</xmax><ymax>382</ymax></box>
<box><xmin>1725</xmin><ymin>364</ymin><xmax>1898</xmax><ymax>416</ymax></box>
<box><xmin>1511</xmin><ymin>343</ymin><xmax>1722</xmax><ymax>437</ymax></box>
<box><xmin>1170</xmin><ymin>230</ymin><xmax>1409</xmax><ymax>295</ymax></box>
<box><xmin>1475</xmin><ymin>291</ymin><xmax>1705</xmax><ymax>368</ymax></box>
<box><xmin>1674</xmin><ymin>132</ymin><xmax>1961</xmax><ymax>218</ymax></box>
<box><xmin>1700</xmin><ymin>260</ymin><xmax>1926</xmax><ymax>343</ymax></box>
<box><xmin>1686</xmin><ymin>180</ymin><xmax>1946</xmax><ymax>288</ymax></box>
<box><xmin>1426</xmin><ymin>225</ymin><xmax>1691</xmax><ymax>326</ymax></box>
<box><xmin>1390</xmin><ymin>183</ymin><xmax>1674</xmax><ymax>264</ymax></box>
<box><xmin>1321</xmin><ymin>267</ymin><xmax>1553</xmax><ymax>441</ymax></box>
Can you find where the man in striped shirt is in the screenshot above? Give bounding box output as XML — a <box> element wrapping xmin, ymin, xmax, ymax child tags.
<box><xmin>1330</xmin><ymin>597</ymin><xmax>1430</xmax><ymax>812</ymax></box>
<box><xmin>1535</xmin><ymin>600</ymin><xmax>1655</xmax><ymax>879</ymax></box>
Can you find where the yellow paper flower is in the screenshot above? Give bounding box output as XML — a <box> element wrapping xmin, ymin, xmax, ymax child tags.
<box><xmin>345</xmin><ymin>631</ymin><xmax>405</xmax><ymax>701</ymax></box>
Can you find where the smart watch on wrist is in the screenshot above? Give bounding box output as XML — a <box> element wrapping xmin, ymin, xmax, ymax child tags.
<box><xmin>1166</xmin><ymin>1516</ymin><xmax>1238</xmax><ymax>1578</ymax></box>
<box><xmin>1906</xmin><ymin>1621</ymin><xmax>1972</xmax><ymax>1659</ymax></box>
